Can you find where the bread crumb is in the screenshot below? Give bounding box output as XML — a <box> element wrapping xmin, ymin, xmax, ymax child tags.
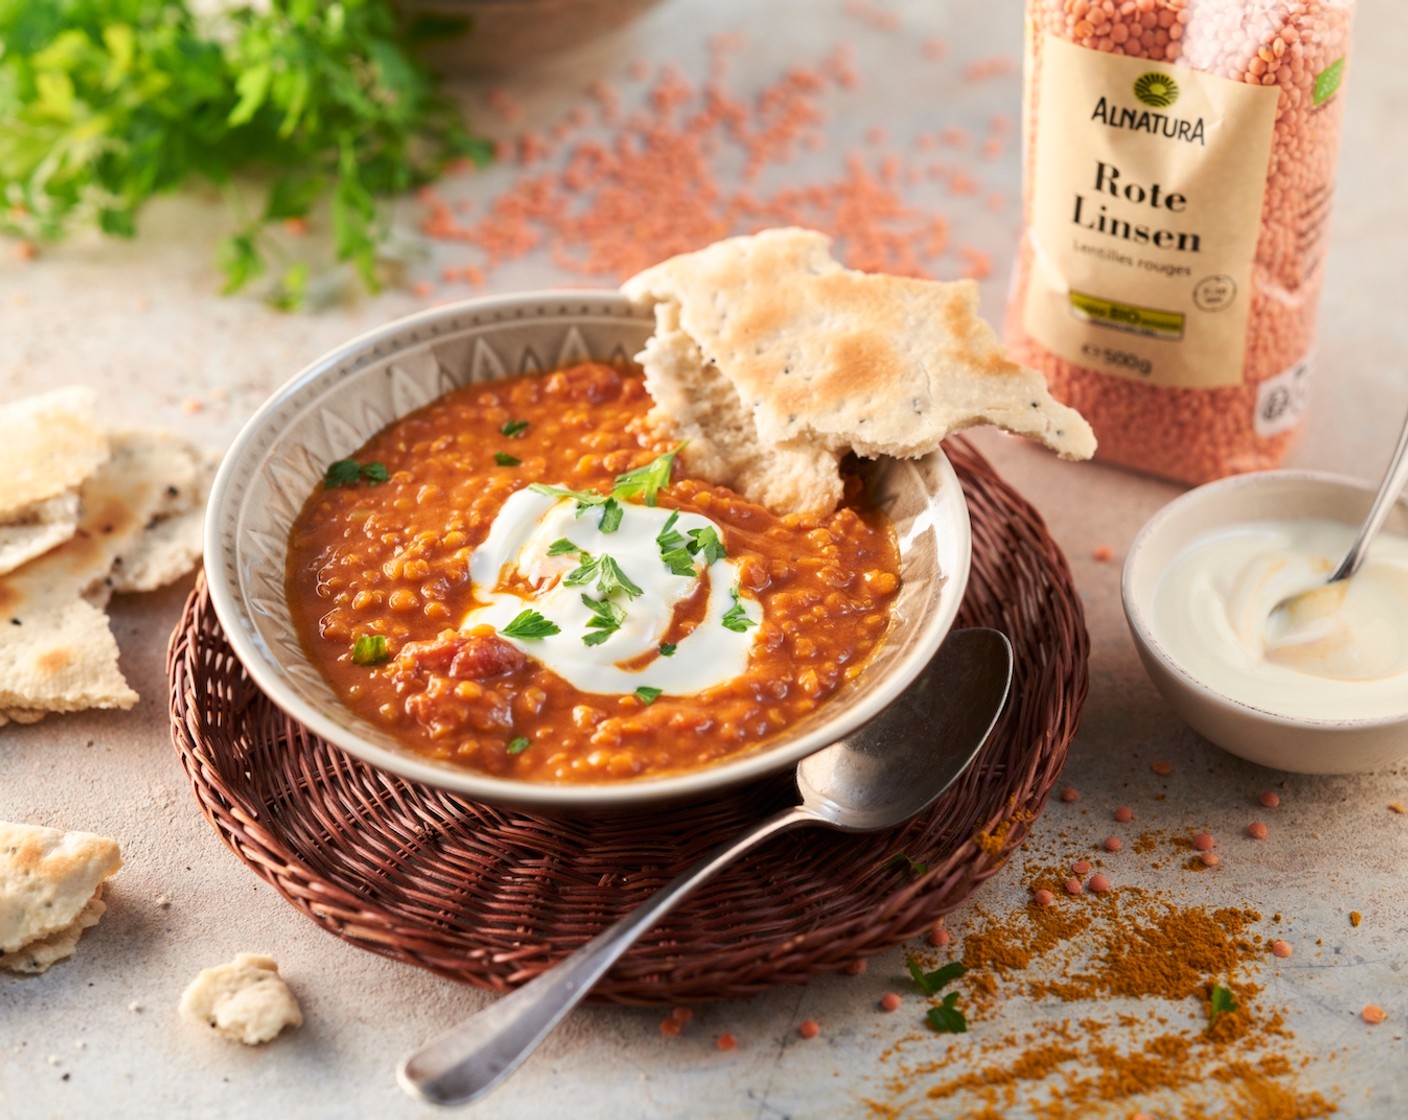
<box><xmin>1349</xmin><ymin>911</ymin><xmax>1362</xmax><ymax>928</ymax></box>
<box><xmin>1389</xmin><ymin>802</ymin><xmax>1406</xmax><ymax>815</ymax></box>
<box><xmin>179</xmin><ymin>953</ymin><xmax>302</xmax><ymax>1045</ymax></box>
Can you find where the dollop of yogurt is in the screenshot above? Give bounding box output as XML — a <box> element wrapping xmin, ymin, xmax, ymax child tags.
<box><xmin>463</xmin><ymin>488</ymin><xmax>760</xmax><ymax>696</ymax></box>
<box><xmin>1153</xmin><ymin>518</ymin><xmax>1408</xmax><ymax>720</ymax></box>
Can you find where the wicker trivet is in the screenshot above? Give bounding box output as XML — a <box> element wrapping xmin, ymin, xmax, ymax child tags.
<box><xmin>168</xmin><ymin>437</ymin><xmax>1087</xmax><ymax>1005</ymax></box>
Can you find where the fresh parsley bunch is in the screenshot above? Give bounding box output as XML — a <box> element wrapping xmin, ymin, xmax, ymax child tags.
<box><xmin>0</xmin><ymin>0</ymin><xmax>490</xmax><ymax>306</ymax></box>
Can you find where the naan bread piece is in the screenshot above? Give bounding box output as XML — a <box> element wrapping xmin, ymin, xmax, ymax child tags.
<box><xmin>0</xmin><ymin>492</ymin><xmax>80</xmax><ymax>578</ymax></box>
<box><xmin>0</xmin><ymin>429</ymin><xmax>211</xmax><ymax>721</ymax></box>
<box><xmin>623</xmin><ymin>228</ymin><xmax>1096</xmax><ymax>514</ymax></box>
<box><xmin>0</xmin><ymin>387</ymin><xmax>108</xmax><ymax>519</ymax></box>
<box><xmin>0</xmin><ymin>892</ymin><xmax>106</xmax><ymax>974</ymax></box>
<box><xmin>0</xmin><ymin>820</ymin><xmax>122</xmax><ymax>959</ymax></box>
<box><xmin>180</xmin><ymin>954</ymin><xmax>303</xmax><ymax>1044</ymax></box>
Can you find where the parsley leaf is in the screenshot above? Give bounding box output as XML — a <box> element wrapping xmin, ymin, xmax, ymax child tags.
<box><xmin>612</xmin><ymin>443</ymin><xmax>684</xmax><ymax>507</ymax></box>
<box><xmin>529</xmin><ymin>483</ymin><xmax>609</xmax><ymax>518</ymax></box>
<box><xmin>597</xmin><ymin>556</ymin><xmax>643</xmax><ymax>599</ymax></box>
<box><xmin>1208</xmin><ymin>985</ymin><xmax>1239</xmax><ymax>1032</ymax></box>
<box><xmin>325</xmin><ymin>458</ymin><xmax>388</xmax><ymax>488</ymax></box>
<box><xmin>506</xmin><ymin>736</ymin><xmax>530</xmax><ymax>755</ymax></box>
<box><xmin>659</xmin><ymin>643</ymin><xmax>677</xmax><ymax>657</ymax></box>
<box><xmin>721</xmin><ymin>587</ymin><xmax>757</xmax><ymax>633</ymax></box>
<box><xmin>580</xmin><ymin>594</ymin><xmax>625</xmax><ymax>646</ymax></box>
<box><xmin>500</xmin><ymin>610</ymin><xmax>561</xmax><ymax>640</ymax></box>
<box><xmin>547</xmin><ymin>538</ymin><xmax>583</xmax><ymax>557</ymax></box>
<box><xmin>563</xmin><ymin>553</ymin><xmax>601</xmax><ymax>588</ymax></box>
<box><xmin>351</xmin><ymin>634</ymin><xmax>389</xmax><ymax>664</ymax></box>
<box><xmin>656</xmin><ymin>511</ymin><xmax>686</xmax><ymax>552</ymax></box>
<box><xmin>908</xmin><ymin>959</ymin><xmax>966</xmax><ymax>996</ymax></box>
<box><xmin>887</xmin><ymin>852</ymin><xmax>929</xmax><ymax>879</ymax></box>
<box><xmin>500</xmin><ymin>419</ymin><xmax>529</xmax><ymax>438</ymax></box>
<box><xmin>926</xmin><ymin>992</ymin><xmax>968</xmax><ymax>1034</ymax></box>
<box><xmin>494</xmin><ymin>452</ymin><xmax>521</xmax><ymax>467</ymax></box>
<box><xmin>634</xmin><ymin>686</ymin><xmax>662</xmax><ymax>705</ymax></box>
<box><xmin>598</xmin><ymin>497</ymin><xmax>624</xmax><ymax>534</ymax></box>
<box><xmin>687</xmin><ymin>526</ymin><xmax>726</xmax><ymax>565</ymax></box>
<box><xmin>661</xmin><ymin>547</ymin><xmax>697</xmax><ymax>577</ymax></box>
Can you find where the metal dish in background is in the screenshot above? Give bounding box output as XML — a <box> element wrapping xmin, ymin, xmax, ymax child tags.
<box><xmin>203</xmin><ymin>291</ymin><xmax>973</xmax><ymax>810</ymax></box>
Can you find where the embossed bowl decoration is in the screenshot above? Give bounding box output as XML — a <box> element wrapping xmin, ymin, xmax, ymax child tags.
<box><xmin>204</xmin><ymin>291</ymin><xmax>973</xmax><ymax>810</ymax></box>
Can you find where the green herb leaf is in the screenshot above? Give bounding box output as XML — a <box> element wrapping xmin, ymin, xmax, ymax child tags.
<box><xmin>1208</xmin><ymin>984</ymin><xmax>1239</xmax><ymax>1032</ymax></box>
<box><xmin>925</xmin><ymin>992</ymin><xmax>968</xmax><ymax>1034</ymax></box>
<box><xmin>360</xmin><ymin>461</ymin><xmax>389</xmax><ymax>485</ymax></box>
<box><xmin>494</xmin><ymin>452</ymin><xmax>521</xmax><ymax>467</ymax></box>
<box><xmin>661</xmin><ymin>547</ymin><xmax>697</xmax><ymax>577</ymax></box>
<box><xmin>547</xmin><ymin>538</ymin><xmax>583</xmax><ymax>556</ymax></box>
<box><xmin>659</xmin><ymin>643</ymin><xmax>677</xmax><ymax>657</ymax></box>
<box><xmin>325</xmin><ymin>459</ymin><xmax>363</xmax><ymax>488</ymax></box>
<box><xmin>580</xmin><ymin>594</ymin><xmax>625</xmax><ymax>646</ymax></box>
<box><xmin>887</xmin><ymin>852</ymin><xmax>929</xmax><ymax>879</ymax></box>
<box><xmin>687</xmin><ymin>525</ymin><xmax>726</xmax><ymax>565</ymax></box>
<box><xmin>634</xmin><ymin>686</ymin><xmax>662</xmax><ymax>705</ymax></box>
<box><xmin>611</xmin><ymin>444</ymin><xmax>684</xmax><ymax>507</ymax></box>
<box><xmin>563</xmin><ymin>553</ymin><xmax>601</xmax><ymax>588</ymax></box>
<box><xmin>908</xmin><ymin>959</ymin><xmax>966</xmax><ymax>996</ymax></box>
<box><xmin>351</xmin><ymin>634</ymin><xmax>389</xmax><ymax>664</ymax></box>
<box><xmin>529</xmin><ymin>482</ymin><xmax>608</xmax><ymax>513</ymax></box>
<box><xmin>506</xmin><ymin>736</ymin><xmax>530</xmax><ymax>755</ymax></box>
<box><xmin>500</xmin><ymin>419</ymin><xmax>529</xmax><ymax>438</ymax></box>
<box><xmin>598</xmin><ymin>497</ymin><xmax>624</xmax><ymax>534</ymax></box>
<box><xmin>597</xmin><ymin>555</ymin><xmax>643</xmax><ymax>599</ymax></box>
<box><xmin>500</xmin><ymin>610</ymin><xmax>561</xmax><ymax>641</ymax></box>
<box><xmin>656</xmin><ymin>511</ymin><xmax>686</xmax><ymax>552</ymax></box>
<box><xmin>721</xmin><ymin>587</ymin><xmax>757</xmax><ymax>633</ymax></box>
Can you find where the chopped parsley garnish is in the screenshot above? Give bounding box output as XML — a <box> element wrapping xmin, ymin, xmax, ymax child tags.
<box><xmin>721</xmin><ymin>587</ymin><xmax>757</xmax><ymax>633</ymax></box>
<box><xmin>634</xmin><ymin>686</ymin><xmax>663</xmax><ymax>705</ymax></box>
<box><xmin>506</xmin><ymin>736</ymin><xmax>530</xmax><ymax>755</ymax></box>
<box><xmin>325</xmin><ymin>458</ymin><xmax>389</xmax><ymax>488</ymax></box>
<box><xmin>887</xmin><ymin>852</ymin><xmax>929</xmax><ymax>879</ymax></box>
<box><xmin>494</xmin><ymin>451</ymin><xmax>522</xmax><ymax>467</ymax></box>
<box><xmin>1208</xmin><ymin>985</ymin><xmax>1239</xmax><ymax>1032</ymax></box>
<box><xmin>580</xmin><ymin>594</ymin><xmax>626</xmax><ymax>646</ymax></box>
<box><xmin>562</xmin><ymin>551</ymin><xmax>642</xmax><ymax>600</ymax></box>
<box><xmin>530</xmin><ymin>482</ymin><xmax>608</xmax><ymax>511</ymax></box>
<box><xmin>500</xmin><ymin>610</ymin><xmax>561</xmax><ymax>640</ymax></box>
<box><xmin>908</xmin><ymin>959</ymin><xmax>966</xmax><ymax>996</ymax></box>
<box><xmin>925</xmin><ymin>993</ymin><xmax>968</xmax><ymax>1034</ymax></box>
<box><xmin>660</xmin><ymin>546</ymin><xmax>697</xmax><ymax>577</ymax></box>
<box><xmin>659</xmin><ymin>642</ymin><xmax>677</xmax><ymax>657</ymax></box>
<box><xmin>500</xmin><ymin>419</ymin><xmax>530</xmax><ymax>438</ymax></box>
<box><xmin>611</xmin><ymin>443</ymin><xmax>684</xmax><ymax>507</ymax></box>
<box><xmin>687</xmin><ymin>526</ymin><xmax>727</xmax><ymax>565</ymax></box>
<box><xmin>598</xmin><ymin>497</ymin><xmax>624</xmax><ymax>534</ymax></box>
<box><xmin>547</xmin><ymin>538</ymin><xmax>583</xmax><ymax>556</ymax></box>
<box><xmin>656</xmin><ymin>511</ymin><xmax>686</xmax><ymax>552</ymax></box>
<box><xmin>351</xmin><ymin>634</ymin><xmax>389</xmax><ymax>664</ymax></box>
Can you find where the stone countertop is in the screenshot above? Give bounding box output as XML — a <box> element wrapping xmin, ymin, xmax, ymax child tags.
<box><xmin>2</xmin><ymin>1</ymin><xmax>1405</xmax><ymax>1117</ymax></box>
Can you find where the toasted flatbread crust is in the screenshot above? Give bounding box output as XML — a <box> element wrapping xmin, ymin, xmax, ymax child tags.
<box><xmin>0</xmin><ymin>820</ymin><xmax>122</xmax><ymax>956</ymax></box>
<box><xmin>0</xmin><ymin>387</ymin><xmax>109</xmax><ymax>519</ymax></box>
<box><xmin>623</xmin><ymin>228</ymin><xmax>1096</xmax><ymax>514</ymax></box>
<box><xmin>0</xmin><ymin>492</ymin><xmax>80</xmax><ymax>578</ymax></box>
<box><xmin>180</xmin><ymin>953</ymin><xmax>303</xmax><ymax>1044</ymax></box>
<box><xmin>0</xmin><ymin>891</ymin><xmax>107</xmax><ymax>974</ymax></box>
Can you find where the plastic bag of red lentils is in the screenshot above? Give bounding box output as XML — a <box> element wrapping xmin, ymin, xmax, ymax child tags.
<box><xmin>1007</xmin><ymin>0</ymin><xmax>1354</xmax><ymax>485</ymax></box>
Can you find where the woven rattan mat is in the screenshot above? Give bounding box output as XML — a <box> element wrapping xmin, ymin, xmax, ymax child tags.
<box><xmin>168</xmin><ymin>437</ymin><xmax>1087</xmax><ymax>1005</ymax></box>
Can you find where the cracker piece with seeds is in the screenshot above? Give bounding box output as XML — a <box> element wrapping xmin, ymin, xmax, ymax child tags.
<box><xmin>0</xmin><ymin>820</ymin><xmax>122</xmax><ymax>972</ymax></box>
<box><xmin>0</xmin><ymin>492</ymin><xmax>81</xmax><ymax>578</ymax></box>
<box><xmin>623</xmin><ymin>227</ymin><xmax>1096</xmax><ymax>514</ymax></box>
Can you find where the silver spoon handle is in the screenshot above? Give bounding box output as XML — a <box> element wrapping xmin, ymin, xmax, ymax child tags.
<box><xmin>397</xmin><ymin>804</ymin><xmax>817</xmax><ymax>1108</ymax></box>
<box><xmin>1330</xmin><ymin>404</ymin><xmax>1408</xmax><ymax>584</ymax></box>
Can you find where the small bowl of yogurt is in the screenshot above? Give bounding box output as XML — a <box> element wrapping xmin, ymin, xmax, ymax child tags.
<box><xmin>1122</xmin><ymin>470</ymin><xmax>1408</xmax><ymax>774</ymax></box>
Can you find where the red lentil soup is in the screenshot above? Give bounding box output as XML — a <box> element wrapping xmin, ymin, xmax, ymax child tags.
<box><xmin>286</xmin><ymin>362</ymin><xmax>900</xmax><ymax>783</ymax></box>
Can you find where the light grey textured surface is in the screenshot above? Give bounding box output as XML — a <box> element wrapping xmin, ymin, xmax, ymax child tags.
<box><xmin>2</xmin><ymin>1</ymin><xmax>1405</xmax><ymax>1118</ymax></box>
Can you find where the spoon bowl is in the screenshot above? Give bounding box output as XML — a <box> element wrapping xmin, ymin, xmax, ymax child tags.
<box><xmin>398</xmin><ymin>626</ymin><xmax>1013</xmax><ymax>1108</ymax></box>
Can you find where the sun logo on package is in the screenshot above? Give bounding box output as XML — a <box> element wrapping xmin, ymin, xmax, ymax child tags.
<box><xmin>1133</xmin><ymin>73</ymin><xmax>1180</xmax><ymax>108</ymax></box>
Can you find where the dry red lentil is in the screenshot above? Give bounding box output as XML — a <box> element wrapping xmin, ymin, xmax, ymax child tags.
<box><xmin>1193</xmin><ymin>832</ymin><xmax>1216</xmax><ymax>851</ymax></box>
<box><xmin>1151</xmin><ymin>760</ymin><xmax>1174</xmax><ymax>776</ymax></box>
<box><xmin>1010</xmin><ymin>0</ymin><xmax>1355</xmax><ymax>486</ymax></box>
<box><xmin>1247</xmin><ymin>821</ymin><xmax>1269</xmax><ymax>839</ymax></box>
<box><xmin>1114</xmin><ymin>806</ymin><xmax>1134</xmax><ymax>823</ymax></box>
<box><xmin>1362</xmin><ymin>1005</ymin><xmax>1386</xmax><ymax>1024</ymax></box>
<box><xmin>1270</xmin><ymin>939</ymin><xmax>1292</xmax><ymax>958</ymax></box>
<box><xmin>1059</xmin><ymin>787</ymin><xmax>1081</xmax><ymax>802</ymax></box>
<box><xmin>285</xmin><ymin>362</ymin><xmax>899</xmax><ymax>782</ymax></box>
<box><xmin>1104</xmin><ymin>835</ymin><xmax>1123</xmax><ymax>852</ymax></box>
<box><xmin>799</xmin><ymin>1019</ymin><xmax>821</xmax><ymax>1039</ymax></box>
<box><xmin>1259</xmin><ymin>791</ymin><xmax>1281</xmax><ymax>809</ymax></box>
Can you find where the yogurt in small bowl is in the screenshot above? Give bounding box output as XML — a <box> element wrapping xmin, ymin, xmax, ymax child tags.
<box><xmin>1122</xmin><ymin>470</ymin><xmax>1408</xmax><ymax>774</ymax></box>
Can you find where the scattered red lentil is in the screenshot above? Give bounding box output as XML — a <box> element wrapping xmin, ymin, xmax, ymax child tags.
<box><xmin>1087</xmin><ymin>873</ymin><xmax>1110</xmax><ymax>894</ymax></box>
<box><xmin>1103</xmin><ymin>836</ymin><xmax>1122</xmax><ymax>853</ymax></box>
<box><xmin>1247</xmin><ymin>822</ymin><xmax>1269</xmax><ymax>840</ymax></box>
<box><xmin>672</xmin><ymin>1006</ymin><xmax>693</xmax><ymax>1023</ymax></box>
<box><xmin>799</xmin><ymin>1019</ymin><xmax>821</xmax><ymax>1040</ymax></box>
<box><xmin>929</xmin><ymin>926</ymin><xmax>951</xmax><ymax>948</ymax></box>
<box><xmin>660</xmin><ymin>1017</ymin><xmax>682</xmax><ymax>1037</ymax></box>
<box><xmin>1113</xmin><ymin>806</ymin><xmax>1133</xmax><ymax>823</ymax></box>
<box><xmin>1200</xmin><ymin>852</ymin><xmax>1221</xmax><ymax>868</ymax></box>
<box><xmin>845</xmin><ymin>958</ymin><xmax>868</xmax><ymax>976</ymax></box>
<box><xmin>1193</xmin><ymin>833</ymin><xmax>1216</xmax><ymax>852</ymax></box>
<box><xmin>1033</xmin><ymin>888</ymin><xmax>1055</xmax><ymax>907</ymax></box>
<box><xmin>716</xmin><ymin>1032</ymin><xmax>738</xmax><ymax>1051</ymax></box>
<box><xmin>1258</xmin><ymin>791</ymin><xmax>1281</xmax><ymax>809</ymax></box>
<box><xmin>880</xmin><ymin>992</ymin><xmax>902</xmax><ymax>1013</ymax></box>
<box><xmin>1362</xmin><ymin>1005</ymin><xmax>1387</xmax><ymax>1025</ymax></box>
<box><xmin>1059</xmin><ymin>787</ymin><xmax>1080</xmax><ymax>803</ymax></box>
<box><xmin>1071</xmin><ymin>860</ymin><xmax>1092</xmax><ymax>876</ymax></box>
<box><xmin>1150</xmin><ymin>761</ymin><xmax>1174</xmax><ymax>777</ymax></box>
<box><xmin>1389</xmin><ymin>802</ymin><xmax>1406</xmax><ymax>815</ymax></box>
<box><xmin>1270</xmin><ymin>940</ymin><xmax>1292</xmax><ymax>959</ymax></box>
<box><xmin>1091</xmin><ymin>545</ymin><xmax>1114</xmax><ymax>563</ymax></box>
<box><xmin>1064</xmin><ymin>877</ymin><xmax>1083</xmax><ymax>895</ymax></box>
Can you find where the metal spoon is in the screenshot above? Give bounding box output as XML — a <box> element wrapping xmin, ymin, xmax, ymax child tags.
<box><xmin>1267</xmin><ymin>403</ymin><xmax>1408</xmax><ymax>640</ymax></box>
<box><xmin>397</xmin><ymin>626</ymin><xmax>1014</xmax><ymax>1108</ymax></box>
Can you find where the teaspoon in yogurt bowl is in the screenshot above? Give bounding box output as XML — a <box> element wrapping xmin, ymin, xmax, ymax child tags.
<box><xmin>398</xmin><ymin>626</ymin><xmax>1013</xmax><ymax>1108</ymax></box>
<box><xmin>1264</xmin><ymin>401</ymin><xmax>1408</xmax><ymax>670</ymax></box>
